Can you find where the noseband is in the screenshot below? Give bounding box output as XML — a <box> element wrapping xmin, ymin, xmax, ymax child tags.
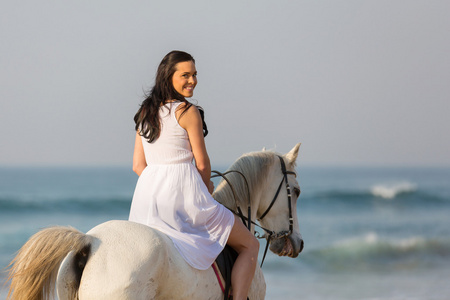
<box><xmin>212</xmin><ymin>155</ymin><xmax>297</xmax><ymax>267</ymax></box>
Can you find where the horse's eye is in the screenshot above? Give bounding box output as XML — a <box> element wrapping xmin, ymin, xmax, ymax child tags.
<box><xmin>293</xmin><ymin>187</ymin><xmax>301</xmax><ymax>197</ymax></box>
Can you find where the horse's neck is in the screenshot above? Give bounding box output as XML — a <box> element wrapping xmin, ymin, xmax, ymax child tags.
<box><xmin>213</xmin><ymin>154</ymin><xmax>275</xmax><ymax>225</ymax></box>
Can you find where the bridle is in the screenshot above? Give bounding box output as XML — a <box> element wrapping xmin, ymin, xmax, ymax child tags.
<box><xmin>212</xmin><ymin>155</ymin><xmax>297</xmax><ymax>267</ymax></box>
<box><xmin>257</xmin><ymin>155</ymin><xmax>296</xmax><ymax>266</ymax></box>
<box><xmin>258</xmin><ymin>156</ymin><xmax>296</xmax><ymax>236</ymax></box>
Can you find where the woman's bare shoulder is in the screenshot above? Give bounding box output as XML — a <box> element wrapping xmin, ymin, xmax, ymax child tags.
<box><xmin>176</xmin><ymin>102</ymin><xmax>199</xmax><ymax>117</ymax></box>
<box><xmin>177</xmin><ymin>103</ymin><xmax>201</xmax><ymax>128</ymax></box>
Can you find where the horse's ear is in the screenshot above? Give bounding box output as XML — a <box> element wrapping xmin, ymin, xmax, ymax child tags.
<box><xmin>262</xmin><ymin>147</ymin><xmax>266</xmax><ymax>151</ymax></box>
<box><xmin>285</xmin><ymin>143</ymin><xmax>301</xmax><ymax>165</ymax></box>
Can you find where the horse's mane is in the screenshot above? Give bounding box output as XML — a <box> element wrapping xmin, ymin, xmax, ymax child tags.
<box><xmin>213</xmin><ymin>150</ymin><xmax>277</xmax><ymax>211</ymax></box>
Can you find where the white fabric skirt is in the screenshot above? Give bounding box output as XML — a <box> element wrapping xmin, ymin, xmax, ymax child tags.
<box><xmin>129</xmin><ymin>162</ymin><xmax>235</xmax><ymax>270</ymax></box>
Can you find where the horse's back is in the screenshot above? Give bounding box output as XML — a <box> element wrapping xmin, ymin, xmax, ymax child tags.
<box><xmin>74</xmin><ymin>220</ymin><xmax>222</xmax><ymax>299</ymax></box>
<box><xmin>79</xmin><ymin>220</ymin><xmax>172</xmax><ymax>299</ymax></box>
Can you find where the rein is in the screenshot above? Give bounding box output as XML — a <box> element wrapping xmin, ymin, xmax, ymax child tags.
<box><xmin>212</xmin><ymin>155</ymin><xmax>296</xmax><ymax>267</ymax></box>
<box><xmin>211</xmin><ymin>170</ymin><xmax>251</xmax><ymax>231</ymax></box>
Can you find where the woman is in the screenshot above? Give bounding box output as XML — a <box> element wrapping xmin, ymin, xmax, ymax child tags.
<box><xmin>129</xmin><ymin>50</ymin><xmax>259</xmax><ymax>299</ymax></box>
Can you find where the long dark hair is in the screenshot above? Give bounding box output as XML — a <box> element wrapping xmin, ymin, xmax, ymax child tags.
<box><xmin>134</xmin><ymin>50</ymin><xmax>208</xmax><ymax>142</ymax></box>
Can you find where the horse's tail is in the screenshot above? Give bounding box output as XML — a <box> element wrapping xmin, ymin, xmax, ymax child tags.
<box><xmin>6</xmin><ymin>226</ymin><xmax>92</xmax><ymax>300</ymax></box>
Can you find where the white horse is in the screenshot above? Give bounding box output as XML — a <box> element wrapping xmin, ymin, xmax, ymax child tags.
<box><xmin>6</xmin><ymin>143</ymin><xmax>303</xmax><ymax>300</ymax></box>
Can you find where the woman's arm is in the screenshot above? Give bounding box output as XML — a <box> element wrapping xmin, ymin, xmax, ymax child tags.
<box><xmin>177</xmin><ymin>104</ymin><xmax>214</xmax><ymax>193</ymax></box>
<box><xmin>133</xmin><ymin>131</ymin><xmax>147</xmax><ymax>176</ymax></box>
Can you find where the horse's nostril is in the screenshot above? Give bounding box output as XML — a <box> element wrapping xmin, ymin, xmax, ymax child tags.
<box><xmin>299</xmin><ymin>239</ymin><xmax>304</xmax><ymax>253</ymax></box>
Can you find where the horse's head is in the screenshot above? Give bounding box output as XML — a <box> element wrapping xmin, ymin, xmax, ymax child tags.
<box><xmin>213</xmin><ymin>143</ymin><xmax>304</xmax><ymax>258</ymax></box>
<box><xmin>257</xmin><ymin>143</ymin><xmax>304</xmax><ymax>258</ymax></box>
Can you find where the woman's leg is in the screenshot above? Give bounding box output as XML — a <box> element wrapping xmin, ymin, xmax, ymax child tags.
<box><xmin>226</xmin><ymin>216</ymin><xmax>260</xmax><ymax>300</ymax></box>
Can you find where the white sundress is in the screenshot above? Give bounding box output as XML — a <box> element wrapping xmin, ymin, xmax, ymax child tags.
<box><xmin>128</xmin><ymin>102</ymin><xmax>235</xmax><ymax>270</ymax></box>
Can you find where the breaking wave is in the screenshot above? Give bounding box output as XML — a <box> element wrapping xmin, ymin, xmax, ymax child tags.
<box><xmin>303</xmin><ymin>180</ymin><xmax>449</xmax><ymax>205</ymax></box>
<box><xmin>370</xmin><ymin>181</ymin><xmax>417</xmax><ymax>199</ymax></box>
<box><xmin>303</xmin><ymin>232</ymin><xmax>450</xmax><ymax>271</ymax></box>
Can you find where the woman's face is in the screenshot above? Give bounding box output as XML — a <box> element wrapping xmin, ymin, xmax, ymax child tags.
<box><xmin>171</xmin><ymin>61</ymin><xmax>197</xmax><ymax>98</ymax></box>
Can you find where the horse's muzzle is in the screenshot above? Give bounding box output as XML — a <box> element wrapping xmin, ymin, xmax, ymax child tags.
<box><xmin>270</xmin><ymin>235</ymin><xmax>304</xmax><ymax>258</ymax></box>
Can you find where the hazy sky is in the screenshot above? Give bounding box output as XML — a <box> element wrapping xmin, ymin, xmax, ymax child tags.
<box><xmin>1</xmin><ymin>0</ymin><xmax>449</xmax><ymax>167</ymax></box>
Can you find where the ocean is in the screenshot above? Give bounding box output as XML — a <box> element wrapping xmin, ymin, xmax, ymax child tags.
<box><xmin>1</xmin><ymin>165</ymin><xmax>449</xmax><ymax>300</ymax></box>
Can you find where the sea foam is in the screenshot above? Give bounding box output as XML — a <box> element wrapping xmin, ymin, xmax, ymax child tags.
<box><xmin>370</xmin><ymin>181</ymin><xmax>417</xmax><ymax>199</ymax></box>
<box><xmin>305</xmin><ymin>232</ymin><xmax>450</xmax><ymax>271</ymax></box>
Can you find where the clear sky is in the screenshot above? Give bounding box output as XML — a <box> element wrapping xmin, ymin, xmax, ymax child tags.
<box><xmin>1</xmin><ymin>0</ymin><xmax>449</xmax><ymax>167</ymax></box>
